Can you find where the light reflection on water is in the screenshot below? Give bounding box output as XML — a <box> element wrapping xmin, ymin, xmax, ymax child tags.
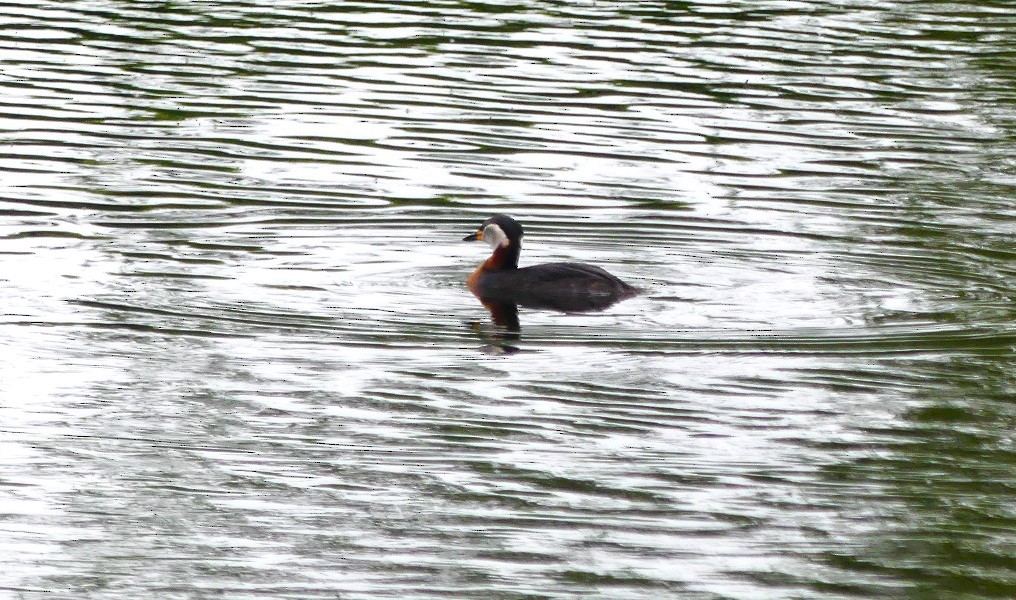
<box><xmin>1</xmin><ymin>1</ymin><xmax>1015</xmax><ymax>598</ymax></box>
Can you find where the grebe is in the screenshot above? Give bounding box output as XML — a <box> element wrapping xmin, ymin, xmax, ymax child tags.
<box><xmin>463</xmin><ymin>214</ymin><xmax>638</xmax><ymax>312</ymax></box>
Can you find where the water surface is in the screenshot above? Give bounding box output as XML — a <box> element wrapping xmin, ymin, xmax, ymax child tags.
<box><xmin>1</xmin><ymin>1</ymin><xmax>1014</xmax><ymax>598</ymax></box>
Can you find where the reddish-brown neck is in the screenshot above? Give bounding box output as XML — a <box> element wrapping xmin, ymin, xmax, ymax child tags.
<box><xmin>481</xmin><ymin>243</ymin><xmax>519</xmax><ymax>272</ymax></box>
<box><xmin>466</xmin><ymin>243</ymin><xmax>519</xmax><ymax>297</ymax></box>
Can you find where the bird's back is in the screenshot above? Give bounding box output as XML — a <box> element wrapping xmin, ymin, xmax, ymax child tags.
<box><xmin>476</xmin><ymin>262</ymin><xmax>638</xmax><ymax>312</ymax></box>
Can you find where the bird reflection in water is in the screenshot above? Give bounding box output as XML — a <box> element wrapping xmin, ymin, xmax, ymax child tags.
<box><xmin>462</xmin><ymin>214</ymin><xmax>638</xmax><ymax>352</ymax></box>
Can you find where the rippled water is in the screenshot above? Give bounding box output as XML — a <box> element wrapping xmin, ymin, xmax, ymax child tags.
<box><xmin>2</xmin><ymin>1</ymin><xmax>1015</xmax><ymax>598</ymax></box>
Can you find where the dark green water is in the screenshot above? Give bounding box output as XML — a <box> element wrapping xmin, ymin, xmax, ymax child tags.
<box><xmin>0</xmin><ymin>1</ymin><xmax>1014</xmax><ymax>598</ymax></box>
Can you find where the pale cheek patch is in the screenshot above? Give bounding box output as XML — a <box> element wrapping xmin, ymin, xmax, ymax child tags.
<box><xmin>484</xmin><ymin>224</ymin><xmax>511</xmax><ymax>249</ymax></box>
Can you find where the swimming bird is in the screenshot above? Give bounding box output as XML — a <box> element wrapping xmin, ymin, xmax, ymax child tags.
<box><xmin>463</xmin><ymin>214</ymin><xmax>638</xmax><ymax>312</ymax></box>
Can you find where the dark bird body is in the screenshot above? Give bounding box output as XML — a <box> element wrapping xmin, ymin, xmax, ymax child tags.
<box><xmin>463</xmin><ymin>215</ymin><xmax>638</xmax><ymax>312</ymax></box>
